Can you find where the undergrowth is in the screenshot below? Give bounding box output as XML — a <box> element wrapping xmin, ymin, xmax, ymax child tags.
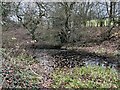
<box><xmin>51</xmin><ymin>66</ymin><xmax>119</xmax><ymax>88</ymax></box>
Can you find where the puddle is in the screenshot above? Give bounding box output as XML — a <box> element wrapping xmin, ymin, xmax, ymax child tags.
<box><xmin>34</xmin><ymin>49</ymin><xmax>119</xmax><ymax>74</ymax></box>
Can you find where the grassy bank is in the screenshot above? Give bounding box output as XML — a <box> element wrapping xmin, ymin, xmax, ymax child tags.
<box><xmin>51</xmin><ymin>66</ymin><xmax>119</xmax><ymax>88</ymax></box>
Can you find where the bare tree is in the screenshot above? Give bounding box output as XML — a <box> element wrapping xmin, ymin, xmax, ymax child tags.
<box><xmin>15</xmin><ymin>2</ymin><xmax>46</xmax><ymax>40</ymax></box>
<box><xmin>105</xmin><ymin>2</ymin><xmax>118</xmax><ymax>39</ymax></box>
<box><xmin>49</xmin><ymin>2</ymin><xmax>75</xmax><ymax>44</ymax></box>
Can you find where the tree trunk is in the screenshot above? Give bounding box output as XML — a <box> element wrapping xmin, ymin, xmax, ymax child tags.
<box><xmin>109</xmin><ymin>2</ymin><xmax>113</xmax><ymax>26</ymax></box>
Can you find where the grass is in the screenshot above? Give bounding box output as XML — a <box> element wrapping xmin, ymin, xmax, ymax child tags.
<box><xmin>86</xmin><ymin>18</ymin><xmax>116</xmax><ymax>27</ymax></box>
<box><xmin>51</xmin><ymin>66</ymin><xmax>119</xmax><ymax>88</ymax></box>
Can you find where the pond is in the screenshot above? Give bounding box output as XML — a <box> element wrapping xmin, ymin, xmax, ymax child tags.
<box><xmin>33</xmin><ymin>49</ymin><xmax>119</xmax><ymax>75</ymax></box>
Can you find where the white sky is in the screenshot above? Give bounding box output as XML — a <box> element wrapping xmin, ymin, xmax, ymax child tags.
<box><xmin>1</xmin><ymin>0</ymin><xmax>120</xmax><ymax>2</ymax></box>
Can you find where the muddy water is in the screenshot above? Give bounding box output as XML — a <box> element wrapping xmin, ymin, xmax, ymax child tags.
<box><xmin>34</xmin><ymin>49</ymin><xmax>119</xmax><ymax>74</ymax></box>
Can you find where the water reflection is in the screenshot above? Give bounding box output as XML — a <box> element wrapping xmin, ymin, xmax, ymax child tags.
<box><xmin>34</xmin><ymin>49</ymin><xmax>119</xmax><ymax>72</ymax></box>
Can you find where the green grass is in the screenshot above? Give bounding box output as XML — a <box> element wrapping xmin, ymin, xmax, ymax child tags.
<box><xmin>86</xmin><ymin>18</ymin><xmax>116</xmax><ymax>27</ymax></box>
<box><xmin>51</xmin><ymin>66</ymin><xmax>119</xmax><ymax>88</ymax></box>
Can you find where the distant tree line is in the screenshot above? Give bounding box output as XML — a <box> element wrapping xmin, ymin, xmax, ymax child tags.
<box><xmin>1</xmin><ymin>1</ymin><xmax>120</xmax><ymax>45</ymax></box>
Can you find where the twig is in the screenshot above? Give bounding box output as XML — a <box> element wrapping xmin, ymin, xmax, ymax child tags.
<box><xmin>28</xmin><ymin>65</ymin><xmax>40</xmax><ymax>77</ymax></box>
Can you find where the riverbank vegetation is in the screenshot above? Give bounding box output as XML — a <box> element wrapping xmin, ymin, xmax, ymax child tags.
<box><xmin>51</xmin><ymin>66</ymin><xmax>119</xmax><ymax>88</ymax></box>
